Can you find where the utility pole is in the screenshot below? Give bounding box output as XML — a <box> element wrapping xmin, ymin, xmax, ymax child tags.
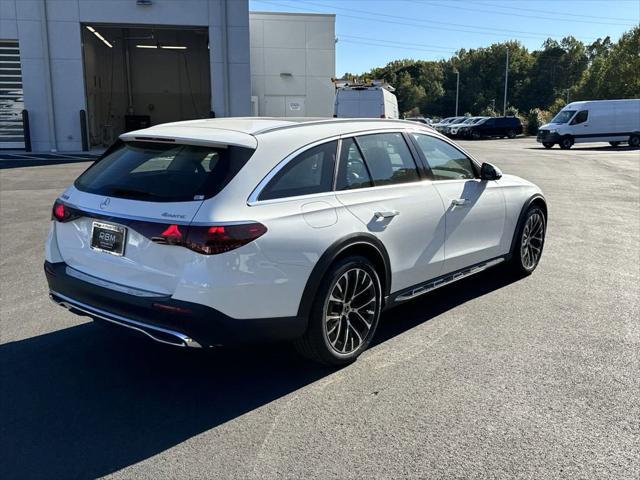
<box><xmin>455</xmin><ymin>71</ymin><xmax>460</xmax><ymax>116</ymax></box>
<box><xmin>503</xmin><ymin>47</ymin><xmax>509</xmax><ymax>116</ymax></box>
<box><xmin>566</xmin><ymin>89</ymin><xmax>570</xmax><ymax>104</ymax></box>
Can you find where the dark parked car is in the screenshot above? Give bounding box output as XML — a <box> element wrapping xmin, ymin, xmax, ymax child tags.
<box><xmin>465</xmin><ymin>116</ymin><xmax>523</xmax><ymax>139</ymax></box>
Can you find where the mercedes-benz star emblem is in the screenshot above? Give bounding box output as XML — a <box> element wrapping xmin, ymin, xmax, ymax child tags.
<box><xmin>100</xmin><ymin>197</ymin><xmax>111</xmax><ymax>210</ymax></box>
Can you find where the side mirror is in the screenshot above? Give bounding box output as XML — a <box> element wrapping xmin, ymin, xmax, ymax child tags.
<box><xmin>481</xmin><ymin>162</ymin><xmax>502</xmax><ymax>180</ymax></box>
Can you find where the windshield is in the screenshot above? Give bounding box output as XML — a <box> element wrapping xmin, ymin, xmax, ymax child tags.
<box><xmin>75</xmin><ymin>141</ymin><xmax>255</xmax><ymax>202</ymax></box>
<box><xmin>451</xmin><ymin>118</ymin><xmax>467</xmax><ymax>124</ymax></box>
<box><xmin>462</xmin><ymin>118</ymin><xmax>477</xmax><ymax>124</ymax></box>
<box><xmin>551</xmin><ymin>110</ymin><xmax>577</xmax><ymax>124</ymax></box>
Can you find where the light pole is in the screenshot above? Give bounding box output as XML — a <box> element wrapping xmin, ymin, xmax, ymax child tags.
<box><xmin>503</xmin><ymin>47</ymin><xmax>509</xmax><ymax>116</ymax></box>
<box><xmin>455</xmin><ymin>71</ymin><xmax>460</xmax><ymax>116</ymax></box>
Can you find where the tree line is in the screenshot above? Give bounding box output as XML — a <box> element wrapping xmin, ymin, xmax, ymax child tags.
<box><xmin>343</xmin><ymin>26</ymin><xmax>639</xmax><ymax>124</ymax></box>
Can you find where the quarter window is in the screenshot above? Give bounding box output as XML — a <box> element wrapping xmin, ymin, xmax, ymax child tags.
<box><xmin>259</xmin><ymin>141</ymin><xmax>337</xmax><ymax>201</ymax></box>
<box><xmin>412</xmin><ymin>134</ymin><xmax>476</xmax><ymax>180</ymax></box>
<box><xmin>336</xmin><ymin>138</ymin><xmax>373</xmax><ymax>190</ymax></box>
<box><xmin>355</xmin><ymin>133</ymin><xmax>420</xmax><ymax>186</ymax></box>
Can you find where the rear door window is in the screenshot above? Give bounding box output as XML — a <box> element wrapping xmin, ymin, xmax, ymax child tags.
<box><xmin>75</xmin><ymin>141</ymin><xmax>254</xmax><ymax>202</ymax></box>
<box><xmin>355</xmin><ymin>133</ymin><xmax>420</xmax><ymax>186</ymax></box>
<box><xmin>259</xmin><ymin>141</ymin><xmax>338</xmax><ymax>201</ymax></box>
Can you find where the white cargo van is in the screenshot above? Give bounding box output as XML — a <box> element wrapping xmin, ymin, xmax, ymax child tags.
<box><xmin>537</xmin><ymin>99</ymin><xmax>640</xmax><ymax>149</ymax></box>
<box><xmin>334</xmin><ymin>83</ymin><xmax>399</xmax><ymax>119</ymax></box>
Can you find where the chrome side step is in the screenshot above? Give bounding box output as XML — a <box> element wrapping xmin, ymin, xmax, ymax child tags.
<box><xmin>394</xmin><ymin>257</ymin><xmax>505</xmax><ymax>303</ymax></box>
<box><xmin>49</xmin><ymin>291</ymin><xmax>202</xmax><ymax>348</ymax></box>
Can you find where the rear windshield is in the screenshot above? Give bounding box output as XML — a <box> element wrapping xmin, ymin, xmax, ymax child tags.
<box><xmin>74</xmin><ymin>141</ymin><xmax>254</xmax><ymax>202</ymax></box>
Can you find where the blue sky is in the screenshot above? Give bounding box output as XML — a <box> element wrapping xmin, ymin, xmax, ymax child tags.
<box><xmin>249</xmin><ymin>0</ymin><xmax>640</xmax><ymax>76</ymax></box>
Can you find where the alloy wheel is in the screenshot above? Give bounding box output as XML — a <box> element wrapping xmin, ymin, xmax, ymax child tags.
<box><xmin>324</xmin><ymin>268</ymin><xmax>378</xmax><ymax>355</ymax></box>
<box><xmin>520</xmin><ymin>212</ymin><xmax>545</xmax><ymax>270</ymax></box>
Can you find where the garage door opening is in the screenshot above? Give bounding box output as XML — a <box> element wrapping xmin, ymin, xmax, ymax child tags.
<box><xmin>81</xmin><ymin>24</ymin><xmax>211</xmax><ymax>147</ymax></box>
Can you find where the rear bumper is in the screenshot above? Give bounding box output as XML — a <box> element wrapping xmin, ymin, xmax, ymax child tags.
<box><xmin>44</xmin><ymin>261</ymin><xmax>305</xmax><ymax>348</ymax></box>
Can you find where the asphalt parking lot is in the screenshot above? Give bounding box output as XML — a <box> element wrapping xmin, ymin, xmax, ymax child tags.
<box><xmin>1</xmin><ymin>137</ymin><xmax>638</xmax><ymax>479</ymax></box>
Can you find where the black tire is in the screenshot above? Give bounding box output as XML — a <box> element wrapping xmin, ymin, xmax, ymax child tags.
<box><xmin>609</xmin><ymin>141</ymin><xmax>621</xmax><ymax>147</ymax></box>
<box><xmin>471</xmin><ymin>130</ymin><xmax>481</xmax><ymax>140</ymax></box>
<box><xmin>294</xmin><ymin>256</ymin><xmax>382</xmax><ymax>366</ymax></box>
<box><xmin>629</xmin><ymin>135</ymin><xmax>640</xmax><ymax>148</ymax></box>
<box><xmin>559</xmin><ymin>136</ymin><xmax>573</xmax><ymax>150</ymax></box>
<box><xmin>508</xmin><ymin>206</ymin><xmax>546</xmax><ymax>276</ymax></box>
<box><xmin>507</xmin><ymin>129</ymin><xmax>517</xmax><ymax>139</ymax></box>
<box><xmin>542</xmin><ymin>142</ymin><xmax>554</xmax><ymax>149</ymax></box>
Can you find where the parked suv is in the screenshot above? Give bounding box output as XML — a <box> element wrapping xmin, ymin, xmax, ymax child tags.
<box><xmin>465</xmin><ymin>116</ymin><xmax>523</xmax><ymax>139</ymax></box>
<box><xmin>45</xmin><ymin>118</ymin><xmax>546</xmax><ymax>365</ymax></box>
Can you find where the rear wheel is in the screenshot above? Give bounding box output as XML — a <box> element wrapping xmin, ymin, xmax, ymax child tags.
<box><xmin>294</xmin><ymin>256</ymin><xmax>382</xmax><ymax>366</ymax></box>
<box><xmin>508</xmin><ymin>206</ymin><xmax>546</xmax><ymax>276</ymax></box>
<box><xmin>609</xmin><ymin>141</ymin><xmax>621</xmax><ymax>147</ymax></box>
<box><xmin>507</xmin><ymin>129</ymin><xmax>517</xmax><ymax>139</ymax></box>
<box><xmin>542</xmin><ymin>142</ymin><xmax>554</xmax><ymax>149</ymax></box>
<box><xmin>629</xmin><ymin>135</ymin><xmax>640</xmax><ymax>148</ymax></box>
<box><xmin>559</xmin><ymin>136</ymin><xmax>574</xmax><ymax>150</ymax></box>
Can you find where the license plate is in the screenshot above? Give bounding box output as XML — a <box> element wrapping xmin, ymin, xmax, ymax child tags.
<box><xmin>90</xmin><ymin>221</ymin><xmax>126</xmax><ymax>256</ymax></box>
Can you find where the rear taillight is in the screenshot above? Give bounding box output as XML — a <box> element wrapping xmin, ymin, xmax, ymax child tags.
<box><xmin>155</xmin><ymin>222</ymin><xmax>267</xmax><ymax>255</ymax></box>
<box><xmin>51</xmin><ymin>200</ymin><xmax>79</xmax><ymax>222</ymax></box>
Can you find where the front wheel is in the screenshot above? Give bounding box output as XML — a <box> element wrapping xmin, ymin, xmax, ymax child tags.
<box><xmin>471</xmin><ymin>131</ymin><xmax>481</xmax><ymax>140</ymax></box>
<box><xmin>559</xmin><ymin>136</ymin><xmax>573</xmax><ymax>149</ymax></box>
<box><xmin>629</xmin><ymin>135</ymin><xmax>640</xmax><ymax>148</ymax></box>
<box><xmin>507</xmin><ymin>129</ymin><xmax>516</xmax><ymax>139</ymax></box>
<box><xmin>294</xmin><ymin>256</ymin><xmax>382</xmax><ymax>366</ymax></box>
<box><xmin>508</xmin><ymin>206</ymin><xmax>546</xmax><ymax>276</ymax></box>
<box><xmin>542</xmin><ymin>142</ymin><xmax>554</xmax><ymax>149</ymax></box>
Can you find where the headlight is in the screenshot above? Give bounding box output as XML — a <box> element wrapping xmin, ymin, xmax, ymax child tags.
<box><xmin>549</xmin><ymin>129</ymin><xmax>558</xmax><ymax>134</ymax></box>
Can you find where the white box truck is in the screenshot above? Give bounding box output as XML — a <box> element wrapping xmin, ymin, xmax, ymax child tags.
<box><xmin>537</xmin><ymin>99</ymin><xmax>640</xmax><ymax>149</ymax></box>
<box><xmin>334</xmin><ymin>82</ymin><xmax>399</xmax><ymax>119</ymax></box>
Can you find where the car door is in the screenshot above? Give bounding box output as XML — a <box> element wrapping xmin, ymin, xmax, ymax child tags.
<box><xmin>334</xmin><ymin>132</ymin><xmax>446</xmax><ymax>292</ymax></box>
<box><xmin>570</xmin><ymin>109</ymin><xmax>590</xmax><ymax>143</ymax></box>
<box><xmin>480</xmin><ymin>118</ymin><xmax>495</xmax><ymax>136</ymax></box>
<box><xmin>411</xmin><ymin>133</ymin><xmax>506</xmax><ymax>274</ymax></box>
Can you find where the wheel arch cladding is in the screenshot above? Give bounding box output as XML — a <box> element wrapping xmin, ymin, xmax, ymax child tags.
<box><xmin>297</xmin><ymin>234</ymin><xmax>392</xmax><ymax>321</ymax></box>
<box><xmin>510</xmin><ymin>194</ymin><xmax>547</xmax><ymax>255</ymax></box>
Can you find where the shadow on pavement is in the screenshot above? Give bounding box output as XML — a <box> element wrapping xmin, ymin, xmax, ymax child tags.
<box><xmin>0</xmin><ymin>268</ymin><xmax>518</xmax><ymax>479</ymax></box>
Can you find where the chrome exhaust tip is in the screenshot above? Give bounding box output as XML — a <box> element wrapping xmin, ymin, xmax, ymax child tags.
<box><xmin>49</xmin><ymin>291</ymin><xmax>203</xmax><ymax>348</ymax></box>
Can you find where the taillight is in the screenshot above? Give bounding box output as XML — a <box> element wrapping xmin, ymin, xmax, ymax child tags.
<box><xmin>185</xmin><ymin>223</ymin><xmax>267</xmax><ymax>255</ymax></box>
<box><xmin>157</xmin><ymin>224</ymin><xmax>184</xmax><ymax>245</ymax></box>
<box><xmin>153</xmin><ymin>222</ymin><xmax>267</xmax><ymax>255</ymax></box>
<box><xmin>51</xmin><ymin>200</ymin><xmax>79</xmax><ymax>222</ymax></box>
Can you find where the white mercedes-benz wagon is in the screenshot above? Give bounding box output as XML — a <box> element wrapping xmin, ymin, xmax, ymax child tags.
<box><xmin>46</xmin><ymin>118</ymin><xmax>547</xmax><ymax>365</ymax></box>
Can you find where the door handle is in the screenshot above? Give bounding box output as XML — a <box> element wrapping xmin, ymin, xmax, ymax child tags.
<box><xmin>451</xmin><ymin>198</ymin><xmax>468</xmax><ymax>207</ymax></box>
<box><xmin>374</xmin><ymin>210</ymin><xmax>400</xmax><ymax>219</ymax></box>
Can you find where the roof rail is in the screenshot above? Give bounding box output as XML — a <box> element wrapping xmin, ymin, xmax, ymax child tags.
<box><xmin>253</xmin><ymin>118</ymin><xmax>432</xmax><ymax>135</ymax></box>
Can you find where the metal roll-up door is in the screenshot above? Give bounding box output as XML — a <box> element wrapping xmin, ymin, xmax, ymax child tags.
<box><xmin>0</xmin><ymin>40</ymin><xmax>25</xmax><ymax>149</ymax></box>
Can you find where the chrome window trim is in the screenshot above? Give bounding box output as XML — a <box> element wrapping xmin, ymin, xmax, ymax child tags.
<box><xmin>247</xmin><ymin>127</ymin><xmax>479</xmax><ymax>206</ymax></box>
<box><xmin>247</xmin><ymin>135</ymin><xmax>341</xmax><ymax>205</ymax></box>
